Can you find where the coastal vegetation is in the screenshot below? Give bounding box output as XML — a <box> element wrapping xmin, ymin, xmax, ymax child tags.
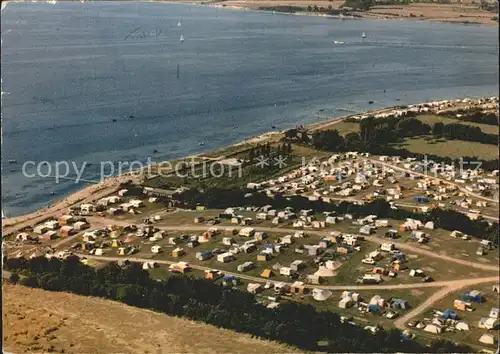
<box><xmin>5</xmin><ymin>256</ymin><xmax>472</xmax><ymax>353</ymax></box>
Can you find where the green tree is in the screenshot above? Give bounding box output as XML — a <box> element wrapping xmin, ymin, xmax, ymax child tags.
<box><xmin>432</xmin><ymin>122</ymin><xmax>444</xmax><ymax>137</ymax></box>
<box><xmin>9</xmin><ymin>272</ymin><xmax>20</xmax><ymax>284</ymax></box>
<box><xmin>249</xmin><ymin>147</ymin><xmax>255</xmax><ymax>160</ymax></box>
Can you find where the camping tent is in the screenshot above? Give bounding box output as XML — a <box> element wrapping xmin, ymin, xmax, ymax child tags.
<box><xmin>455</xmin><ymin>321</ymin><xmax>470</xmax><ymax>331</ymax></box>
<box><xmin>424</xmin><ymin>324</ymin><xmax>442</xmax><ymax>334</ymax></box>
<box><xmin>312</xmin><ymin>288</ymin><xmax>332</xmax><ymax>301</ymax></box>
<box><xmin>314</xmin><ymin>266</ymin><xmax>336</xmax><ymax>277</ymax></box>
<box><xmin>479</xmin><ymin>334</ymin><xmax>496</xmax><ymax>345</ymax></box>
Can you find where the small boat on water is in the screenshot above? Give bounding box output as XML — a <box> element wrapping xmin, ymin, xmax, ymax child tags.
<box><xmin>362</xmin><ymin>32</ymin><xmax>366</xmax><ymax>38</ymax></box>
<box><xmin>8</xmin><ymin>159</ymin><xmax>16</xmax><ymax>164</ymax></box>
<box><xmin>333</xmin><ymin>40</ymin><xmax>344</xmax><ymax>45</ymax></box>
<box><xmin>180</xmin><ymin>34</ymin><xmax>184</xmax><ymax>42</ymax></box>
<box><xmin>153</xmin><ymin>149</ymin><xmax>159</xmax><ymax>154</ymax></box>
<box><xmin>177</xmin><ymin>21</ymin><xmax>182</xmax><ymax>28</ymax></box>
<box><xmin>199</xmin><ymin>142</ymin><xmax>205</xmax><ymax>146</ymax></box>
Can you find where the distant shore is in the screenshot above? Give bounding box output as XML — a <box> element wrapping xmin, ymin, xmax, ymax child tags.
<box><xmin>157</xmin><ymin>0</ymin><xmax>498</xmax><ymax>27</ymax></box>
<box><xmin>2</xmin><ymin>0</ymin><xmax>496</xmax><ymax>26</ymax></box>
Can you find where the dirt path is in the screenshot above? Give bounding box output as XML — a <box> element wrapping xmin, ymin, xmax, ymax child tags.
<box><xmin>394</xmin><ymin>277</ymin><xmax>499</xmax><ymax>330</ymax></box>
<box><xmin>85</xmin><ymin>217</ymin><xmax>500</xmax><ymax>272</ymax></box>
<box><xmin>76</xmin><ymin>253</ymin><xmax>498</xmax><ymax>292</ymax></box>
<box><xmin>365</xmin><ymin>158</ymin><xmax>499</xmax><ymax>204</ymax></box>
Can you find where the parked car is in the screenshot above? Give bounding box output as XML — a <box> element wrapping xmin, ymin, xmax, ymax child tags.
<box><xmin>362</xmin><ymin>258</ymin><xmax>375</xmax><ymax>265</ymax></box>
<box><xmin>423</xmin><ymin>276</ymin><xmax>434</xmax><ymax>282</ymax></box>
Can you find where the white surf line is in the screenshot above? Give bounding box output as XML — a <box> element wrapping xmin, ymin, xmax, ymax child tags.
<box><xmin>37</xmin><ymin>175</ymin><xmax>101</xmax><ymax>184</ymax></box>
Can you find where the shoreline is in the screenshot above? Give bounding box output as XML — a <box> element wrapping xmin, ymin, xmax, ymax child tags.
<box><xmin>2</xmin><ymin>0</ymin><xmax>496</xmax><ymax>27</ymax></box>
<box><xmin>3</xmin><ymin>95</ymin><xmax>497</xmax><ymax>231</ymax></box>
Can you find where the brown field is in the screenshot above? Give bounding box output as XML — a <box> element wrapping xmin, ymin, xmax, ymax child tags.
<box><xmin>166</xmin><ymin>0</ymin><xmax>498</xmax><ymax>26</ymax></box>
<box><xmin>363</xmin><ymin>3</ymin><xmax>496</xmax><ymax>25</ymax></box>
<box><xmin>3</xmin><ymin>285</ymin><xmax>302</xmax><ymax>354</ymax></box>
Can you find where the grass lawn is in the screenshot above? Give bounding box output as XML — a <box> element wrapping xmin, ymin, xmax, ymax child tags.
<box><xmin>395</xmin><ymin>137</ymin><xmax>499</xmax><ymax>160</ymax></box>
<box><xmin>331</xmin><ymin>121</ymin><xmax>360</xmax><ymax>136</ymax></box>
<box><xmin>416</xmin><ymin>114</ymin><xmax>499</xmax><ymax>135</ymax></box>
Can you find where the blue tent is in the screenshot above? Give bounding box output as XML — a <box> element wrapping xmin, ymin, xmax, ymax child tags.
<box><xmin>368</xmin><ymin>304</ymin><xmax>381</xmax><ymax>313</ymax></box>
<box><xmin>413</xmin><ymin>196</ymin><xmax>429</xmax><ymax>203</ymax></box>
<box><xmin>441</xmin><ymin>309</ymin><xmax>457</xmax><ymax>320</ymax></box>
<box><xmin>400</xmin><ymin>333</ymin><xmax>412</xmax><ymax>341</ymax></box>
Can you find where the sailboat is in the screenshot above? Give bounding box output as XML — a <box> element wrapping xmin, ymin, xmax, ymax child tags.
<box><xmin>177</xmin><ymin>21</ymin><xmax>182</xmax><ymax>28</ymax></box>
<box><xmin>180</xmin><ymin>34</ymin><xmax>184</xmax><ymax>42</ymax></box>
<box><xmin>362</xmin><ymin>32</ymin><xmax>366</xmax><ymax>38</ymax></box>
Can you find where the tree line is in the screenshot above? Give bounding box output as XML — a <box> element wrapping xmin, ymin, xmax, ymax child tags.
<box><xmin>4</xmin><ymin>255</ymin><xmax>470</xmax><ymax>353</ymax></box>
<box><xmin>289</xmin><ymin>115</ymin><xmax>499</xmax><ymax>171</ymax></box>
<box><xmin>174</xmin><ymin>188</ymin><xmax>499</xmax><ymax>244</ymax></box>
<box><xmin>432</xmin><ymin>122</ymin><xmax>498</xmax><ymax>145</ymax></box>
<box><xmin>439</xmin><ymin>109</ymin><xmax>499</xmax><ymax>126</ymax></box>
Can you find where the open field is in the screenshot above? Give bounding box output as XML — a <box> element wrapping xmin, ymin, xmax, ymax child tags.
<box><xmin>362</xmin><ymin>3</ymin><xmax>497</xmax><ymax>25</ymax></box>
<box><xmin>396</xmin><ymin>137</ymin><xmax>500</xmax><ymax>160</ymax></box>
<box><xmin>3</xmin><ymin>284</ymin><xmax>302</xmax><ymax>354</ymax></box>
<box><xmin>416</xmin><ymin>114</ymin><xmax>499</xmax><ymax>135</ymax></box>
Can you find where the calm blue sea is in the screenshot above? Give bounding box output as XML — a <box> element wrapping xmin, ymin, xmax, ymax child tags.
<box><xmin>1</xmin><ymin>1</ymin><xmax>498</xmax><ymax>217</ymax></box>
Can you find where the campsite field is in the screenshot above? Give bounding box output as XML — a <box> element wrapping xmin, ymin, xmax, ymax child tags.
<box><xmin>411</xmin><ymin>282</ymin><xmax>500</xmax><ymax>350</ymax></box>
<box><xmin>3</xmin><ymin>285</ymin><xmax>300</xmax><ymax>354</ymax></box>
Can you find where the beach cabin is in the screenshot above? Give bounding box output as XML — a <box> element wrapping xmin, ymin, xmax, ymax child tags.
<box><xmin>454</xmin><ymin>299</ymin><xmax>473</xmax><ymax>312</ymax></box>
<box><xmin>239</xmin><ymin>227</ymin><xmax>255</xmax><ymax>237</ymax></box>
<box><xmin>279</xmin><ymin>267</ymin><xmax>295</xmax><ymax>277</ymax></box>
<box><xmin>260</xmin><ymin>269</ymin><xmax>273</xmax><ymax>278</ymax></box>
<box><xmin>257</xmin><ymin>253</ymin><xmax>270</xmax><ymax>262</ymax></box>
<box><xmin>479</xmin><ymin>317</ymin><xmax>498</xmax><ymax>330</ymax></box>
<box><xmin>60</xmin><ymin>225</ymin><xmax>75</xmax><ymax>237</ymax></box>
<box><xmin>196</xmin><ymin>251</ymin><xmax>212</xmax><ymax>261</ymax></box>
<box><xmin>151</xmin><ymin>245</ymin><xmax>162</xmax><ymax>254</ymax></box>
<box><xmin>73</xmin><ymin>221</ymin><xmax>89</xmax><ymax>231</ymax></box>
<box><xmin>217</xmin><ymin>252</ymin><xmax>234</xmax><ymax>263</ymax></box>
<box><xmin>237</xmin><ymin>261</ymin><xmax>254</xmax><ymax>272</ymax></box>
<box><xmin>34</xmin><ymin>225</ymin><xmax>49</xmax><ymax>235</ymax></box>
<box><xmin>172</xmin><ymin>247</ymin><xmax>185</xmax><ymax>258</ymax></box>
<box><xmin>489</xmin><ymin>308</ymin><xmax>499</xmax><ymax>319</ymax></box>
